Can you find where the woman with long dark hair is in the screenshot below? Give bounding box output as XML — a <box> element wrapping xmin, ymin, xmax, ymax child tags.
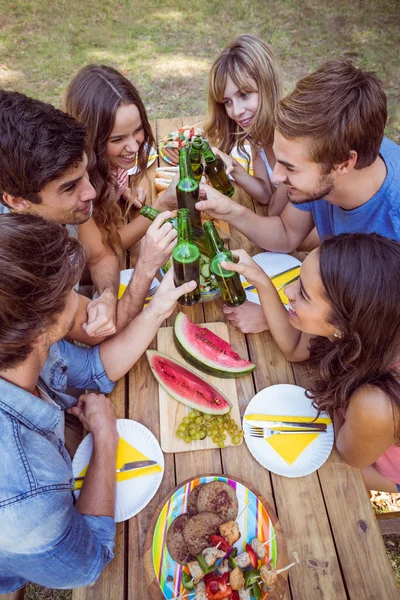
<box><xmin>65</xmin><ymin>65</ymin><xmax>176</xmax><ymax>253</ymax></box>
<box><xmin>222</xmin><ymin>233</ymin><xmax>400</xmax><ymax>492</ymax></box>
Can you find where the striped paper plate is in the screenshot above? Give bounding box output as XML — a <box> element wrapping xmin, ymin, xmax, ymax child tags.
<box><xmin>152</xmin><ymin>475</ymin><xmax>277</xmax><ymax>599</ymax></box>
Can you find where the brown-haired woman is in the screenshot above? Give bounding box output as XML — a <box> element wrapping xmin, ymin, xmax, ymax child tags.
<box><xmin>222</xmin><ymin>233</ymin><xmax>400</xmax><ymax>492</ymax></box>
<box><xmin>65</xmin><ymin>64</ymin><xmax>176</xmax><ymax>253</ymax></box>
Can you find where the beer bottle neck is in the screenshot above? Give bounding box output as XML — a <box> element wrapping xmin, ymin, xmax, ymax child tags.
<box><xmin>177</xmin><ymin>210</ymin><xmax>194</xmax><ymax>244</ymax></box>
<box><xmin>203</xmin><ymin>221</ymin><xmax>225</xmax><ymax>254</ymax></box>
<box><xmin>179</xmin><ymin>148</ymin><xmax>192</xmax><ymax>178</ymax></box>
<box><xmin>140</xmin><ymin>205</ymin><xmax>159</xmax><ymax>221</ymax></box>
<box><xmin>201</xmin><ymin>141</ymin><xmax>216</xmax><ymax>164</ymax></box>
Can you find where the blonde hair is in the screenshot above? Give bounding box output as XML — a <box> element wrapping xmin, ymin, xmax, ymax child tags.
<box><xmin>204</xmin><ymin>35</ymin><xmax>282</xmax><ymax>157</ymax></box>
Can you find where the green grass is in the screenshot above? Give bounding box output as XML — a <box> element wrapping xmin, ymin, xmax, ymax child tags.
<box><xmin>0</xmin><ymin>0</ymin><xmax>398</xmax><ymax>140</ymax></box>
<box><xmin>1</xmin><ymin>1</ymin><xmax>399</xmax><ymax>597</ymax></box>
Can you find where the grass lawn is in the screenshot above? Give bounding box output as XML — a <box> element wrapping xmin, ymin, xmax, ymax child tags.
<box><xmin>0</xmin><ymin>0</ymin><xmax>399</xmax><ymax>139</ymax></box>
<box><xmin>1</xmin><ymin>0</ymin><xmax>399</xmax><ymax>597</ymax></box>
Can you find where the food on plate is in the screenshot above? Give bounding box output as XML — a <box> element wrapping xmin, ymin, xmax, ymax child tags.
<box><xmin>197</xmin><ymin>480</ymin><xmax>239</xmax><ymax>522</ymax></box>
<box><xmin>166</xmin><ymin>514</ymin><xmax>194</xmax><ymax>565</ymax></box>
<box><xmin>187</xmin><ymin>483</ymin><xmax>206</xmax><ymax>516</ymax></box>
<box><xmin>154</xmin><ymin>166</ymin><xmax>178</xmax><ymax>191</ymax></box>
<box><xmin>146</xmin><ymin>350</ymin><xmax>232</xmax><ymax>415</ymax></box>
<box><xmin>175</xmin><ymin>410</ymin><xmax>244</xmax><ymax>448</ymax></box>
<box><xmin>203</xmin><ymin>546</ymin><xmax>227</xmax><ymax>566</ymax></box>
<box><xmin>164</xmin><ymin>480</ymin><xmax>283</xmax><ymax>599</ymax></box>
<box><xmin>260</xmin><ymin>562</ymin><xmax>278</xmax><ymax>592</ymax></box>
<box><xmin>188</xmin><ymin>560</ymin><xmax>207</xmax><ymax>584</ymax></box>
<box><xmin>219</xmin><ymin>520</ymin><xmax>240</xmax><ymax>546</ymax></box>
<box><xmin>159</xmin><ymin>126</ymin><xmax>204</xmax><ymax>165</ymax></box>
<box><xmin>174</xmin><ymin>313</ymin><xmax>256</xmax><ymax>378</ymax></box>
<box><xmin>250</xmin><ymin>537</ymin><xmax>267</xmax><ymax>560</ymax></box>
<box><xmin>194</xmin><ymin>578</ymin><xmax>207</xmax><ymax>599</ymax></box>
<box><xmin>230</xmin><ymin>566</ymin><xmax>245</xmax><ymax>590</ymax></box>
<box><xmin>183</xmin><ymin>511</ymin><xmax>224</xmax><ymax>557</ymax></box>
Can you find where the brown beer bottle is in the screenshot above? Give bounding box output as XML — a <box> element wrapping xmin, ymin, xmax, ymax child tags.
<box><xmin>203</xmin><ymin>220</ymin><xmax>245</xmax><ymax>307</ymax></box>
<box><xmin>201</xmin><ymin>140</ymin><xmax>234</xmax><ymax>198</ymax></box>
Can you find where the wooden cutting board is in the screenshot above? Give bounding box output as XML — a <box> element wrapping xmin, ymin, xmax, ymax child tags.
<box><xmin>157</xmin><ymin>322</ymin><xmax>242</xmax><ymax>453</ymax></box>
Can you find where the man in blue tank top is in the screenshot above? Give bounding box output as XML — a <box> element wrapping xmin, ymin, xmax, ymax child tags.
<box><xmin>196</xmin><ymin>59</ymin><xmax>400</xmax><ymax>332</ymax></box>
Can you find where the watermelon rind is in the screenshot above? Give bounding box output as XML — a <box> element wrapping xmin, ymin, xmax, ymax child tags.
<box><xmin>146</xmin><ymin>349</ymin><xmax>232</xmax><ymax>415</ymax></box>
<box><xmin>173</xmin><ymin>312</ymin><xmax>256</xmax><ymax>378</ymax></box>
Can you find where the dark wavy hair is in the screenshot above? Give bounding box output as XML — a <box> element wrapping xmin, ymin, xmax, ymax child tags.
<box><xmin>65</xmin><ymin>64</ymin><xmax>155</xmax><ymax>254</ymax></box>
<box><xmin>307</xmin><ymin>233</ymin><xmax>400</xmax><ymax>419</ymax></box>
<box><xmin>0</xmin><ymin>213</ymin><xmax>86</xmax><ymax>369</ymax></box>
<box><xmin>0</xmin><ymin>90</ymin><xmax>87</xmax><ymax>205</ymax></box>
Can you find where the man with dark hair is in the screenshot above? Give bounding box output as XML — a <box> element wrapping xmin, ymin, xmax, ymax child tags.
<box><xmin>0</xmin><ymin>90</ymin><xmax>119</xmax><ymax>340</ymax></box>
<box><xmin>0</xmin><ymin>213</ymin><xmax>195</xmax><ymax>594</ymax></box>
<box><xmin>196</xmin><ymin>59</ymin><xmax>400</xmax><ymax>333</ymax></box>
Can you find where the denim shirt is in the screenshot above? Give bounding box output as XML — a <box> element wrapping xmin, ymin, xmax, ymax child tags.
<box><xmin>0</xmin><ymin>340</ymin><xmax>116</xmax><ymax>592</ymax></box>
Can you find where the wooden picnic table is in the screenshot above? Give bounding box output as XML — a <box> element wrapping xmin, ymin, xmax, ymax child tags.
<box><xmin>72</xmin><ymin>116</ymin><xmax>399</xmax><ymax>600</ymax></box>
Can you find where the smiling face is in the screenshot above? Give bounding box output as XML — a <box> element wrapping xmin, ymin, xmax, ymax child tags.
<box><xmin>271</xmin><ymin>131</ymin><xmax>336</xmax><ymax>203</ymax></box>
<box><xmin>222</xmin><ymin>74</ymin><xmax>259</xmax><ymax>130</ymax></box>
<box><xmin>107</xmin><ymin>103</ymin><xmax>145</xmax><ymax>171</ymax></box>
<box><xmin>284</xmin><ymin>250</ymin><xmax>336</xmax><ymax>339</ymax></box>
<box><xmin>28</xmin><ymin>154</ymin><xmax>95</xmax><ymax>225</ymax></box>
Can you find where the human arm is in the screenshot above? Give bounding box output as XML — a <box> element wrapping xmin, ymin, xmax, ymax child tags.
<box><xmin>220</xmin><ymin>250</ymin><xmax>311</xmax><ymax>362</ymax></box>
<box><xmin>196</xmin><ymin>184</ymin><xmax>315</xmax><ymax>253</ymax></box>
<box><xmin>67</xmin><ymin>392</ymin><xmax>119</xmax><ymax>517</ymax></box>
<box><xmin>335</xmin><ymin>386</ymin><xmax>397</xmax><ymax>468</ymax></box>
<box><xmin>214</xmin><ymin>147</ymin><xmax>273</xmax><ymax>206</ymax></box>
<box><xmin>99</xmin><ymin>268</ymin><xmax>197</xmax><ymax>381</ymax></box>
<box><xmin>115</xmin><ymin>211</ymin><xmax>178</xmax><ymax>330</ymax></box>
<box><xmin>78</xmin><ymin>217</ymin><xmax>120</xmax><ymax>337</ymax></box>
<box><xmin>118</xmin><ymin>175</ymin><xmax>179</xmax><ymax>250</ymax></box>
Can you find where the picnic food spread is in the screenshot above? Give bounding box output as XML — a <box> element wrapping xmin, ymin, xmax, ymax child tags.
<box><xmin>173</xmin><ymin>313</ymin><xmax>256</xmax><ymax>378</ymax></box>
<box><xmin>165</xmin><ymin>480</ymin><xmax>280</xmax><ymax>599</ymax></box>
<box><xmin>146</xmin><ymin>350</ymin><xmax>233</xmax><ymax>415</ymax></box>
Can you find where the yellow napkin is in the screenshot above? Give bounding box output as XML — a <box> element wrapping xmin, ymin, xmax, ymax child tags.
<box><xmin>118</xmin><ymin>283</ymin><xmax>127</xmax><ymax>300</ymax></box>
<box><xmin>266</xmin><ymin>432</ymin><xmax>319</xmax><ymax>465</ymax></box>
<box><xmin>245</xmin><ymin>414</ymin><xmax>331</xmax><ymax>426</ymax></box>
<box><xmin>74</xmin><ymin>436</ymin><xmax>162</xmax><ymax>490</ymax></box>
<box><xmin>117</xmin><ymin>283</ymin><xmax>152</xmax><ymax>307</ymax></box>
<box><xmin>243</xmin><ymin>266</ymin><xmax>300</xmax><ymax>304</ymax></box>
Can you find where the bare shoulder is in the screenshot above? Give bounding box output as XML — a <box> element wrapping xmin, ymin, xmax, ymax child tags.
<box><xmin>347</xmin><ymin>384</ymin><xmax>396</xmax><ymax>432</ymax></box>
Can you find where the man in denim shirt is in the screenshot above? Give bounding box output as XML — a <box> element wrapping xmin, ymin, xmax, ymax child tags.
<box><xmin>0</xmin><ymin>213</ymin><xmax>196</xmax><ymax>594</ymax></box>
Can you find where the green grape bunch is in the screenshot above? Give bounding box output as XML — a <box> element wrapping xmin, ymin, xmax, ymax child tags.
<box><xmin>175</xmin><ymin>410</ymin><xmax>244</xmax><ymax>448</ymax></box>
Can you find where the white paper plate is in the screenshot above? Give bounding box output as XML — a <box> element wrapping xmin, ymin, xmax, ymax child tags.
<box><xmin>127</xmin><ymin>144</ymin><xmax>157</xmax><ymax>175</ymax></box>
<box><xmin>243</xmin><ymin>384</ymin><xmax>334</xmax><ymax>478</ymax></box>
<box><xmin>241</xmin><ymin>252</ymin><xmax>301</xmax><ymax>306</ymax></box>
<box><xmin>93</xmin><ymin>268</ymin><xmax>160</xmax><ymax>301</ymax></box>
<box><xmin>72</xmin><ymin>419</ymin><xmax>164</xmax><ymax>522</ymax></box>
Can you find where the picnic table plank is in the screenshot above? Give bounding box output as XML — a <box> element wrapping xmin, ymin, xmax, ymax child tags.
<box><xmin>292</xmin><ymin>363</ymin><xmax>400</xmax><ymax>599</ymax></box>
<box><xmin>127</xmin><ymin>336</ymin><xmax>176</xmax><ymax>600</ymax></box>
<box><xmin>248</xmin><ymin>340</ymin><xmax>348</xmax><ymax>599</ymax></box>
<box><xmin>72</xmin><ymin>377</ymin><xmax>126</xmax><ymax>600</ymax></box>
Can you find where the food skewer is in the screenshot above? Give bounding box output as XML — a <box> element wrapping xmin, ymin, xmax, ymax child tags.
<box><xmin>262</xmin><ymin>533</ymin><xmax>277</xmax><ymax>547</ymax></box>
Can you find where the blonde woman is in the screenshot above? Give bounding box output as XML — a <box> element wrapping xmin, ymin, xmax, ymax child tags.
<box><xmin>204</xmin><ymin>35</ymin><xmax>288</xmax><ymax>215</ymax></box>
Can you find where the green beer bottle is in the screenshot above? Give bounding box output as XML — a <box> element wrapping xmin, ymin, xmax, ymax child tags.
<box><xmin>176</xmin><ymin>147</ymin><xmax>202</xmax><ymax>229</ymax></box>
<box><xmin>201</xmin><ymin>140</ymin><xmax>234</xmax><ymax>198</ymax></box>
<box><xmin>189</xmin><ymin>137</ymin><xmax>204</xmax><ymax>183</ymax></box>
<box><xmin>203</xmin><ymin>220</ymin><xmax>245</xmax><ymax>307</ymax></box>
<box><xmin>173</xmin><ymin>209</ymin><xmax>201</xmax><ymax>306</ymax></box>
<box><xmin>139</xmin><ymin>205</ymin><xmax>210</xmax><ymax>256</ymax></box>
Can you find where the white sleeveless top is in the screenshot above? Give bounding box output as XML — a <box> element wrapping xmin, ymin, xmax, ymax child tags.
<box><xmin>259</xmin><ymin>148</ymin><xmax>278</xmax><ymax>187</ymax></box>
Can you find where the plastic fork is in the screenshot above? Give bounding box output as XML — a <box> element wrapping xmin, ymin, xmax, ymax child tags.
<box><xmin>249</xmin><ymin>427</ymin><xmax>325</xmax><ymax>439</ymax></box>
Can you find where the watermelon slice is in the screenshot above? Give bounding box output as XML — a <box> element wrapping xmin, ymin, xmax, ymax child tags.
<box><xmin>146</xmin><ymin>350</ymin><xmax>232</xmax><ymax>414</ymax></box>
<box><xmin>173</xmin><ymin>313</ymin><xmax>255</xmax><ymax>378</ymax></box>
